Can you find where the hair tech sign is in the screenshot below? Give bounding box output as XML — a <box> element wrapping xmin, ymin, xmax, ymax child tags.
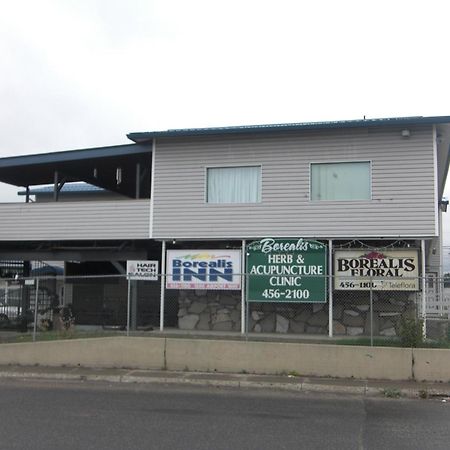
<box><xmin>334</xmin><ymin>249</ymin><xmax>419</xmax><ymax>291</ymax></box>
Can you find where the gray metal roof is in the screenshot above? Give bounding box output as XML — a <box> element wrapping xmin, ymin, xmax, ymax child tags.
<box><xmin>127</xmin><ymin>115</ymin><xmax>450</xmax><ymax>142</ymax></box>
<box><xmin>18</xmin><ymin>183</ymin><xmax>104</xmax><ymax>196</ymax></box>
<box><xmin>0</xmin><ymin>143</ymin><xmax>150</xmax><ymax>169</ymax></box>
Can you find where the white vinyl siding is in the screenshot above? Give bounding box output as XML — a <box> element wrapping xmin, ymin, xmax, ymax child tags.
<box><xmin>207</xmin><ymin>166</ymin><xmax>261</xmax><ymax>203</ymax></box>
<box><xmin>152</xmin><ymin>125</ymin><xmax>436</xmax><ymax>239</ymax></box>
<box><xmin>311</xmin><ymin>161</ymin><xmax>371</xmax><ymax>201</ymax></box>
<box><xmin>0</xmin><ymin>200</ymin><xmax>150</xmax><ymax>240</ymax></box>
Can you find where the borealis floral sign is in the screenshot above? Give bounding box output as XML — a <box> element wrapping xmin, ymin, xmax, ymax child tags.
<box><xmin>246</xmin><ymin>238</ymin><xmax>327</xmax><ymax>303</ymax></box>
<box><xmin>334</xmin><ymin>249</ymin><xmax>419</xmax><ymax>291</ymax></box>
<box><xmin>166</xmin><ymin>250</ymin><xmax>241</xmax><ymax>290</ymax></box>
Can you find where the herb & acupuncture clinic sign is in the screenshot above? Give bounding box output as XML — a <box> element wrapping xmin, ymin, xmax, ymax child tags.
<box><xmin>246</xmin><ymin>238</ymin><xmax>327</xmax><ymax>303</ymax></box>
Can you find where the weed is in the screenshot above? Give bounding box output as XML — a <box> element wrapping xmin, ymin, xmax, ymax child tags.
<box><xmin>418</xmin><ymin>389</ymin><xmax>429</xmax><ymax>399</ymax></box>
<box><xmin>381</xmin><ymin>388</ymin><xmax>402</xmax><ymax>398</ymax></box>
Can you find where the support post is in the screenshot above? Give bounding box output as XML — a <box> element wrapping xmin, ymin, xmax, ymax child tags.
<box><xmin>369</xmin><ymin>276</ymin><xmax>374</xmax><ymax>347</ymax></box>
<box><xmin>21</xmin><ymin>261</ymin><xmax>31</xmax><ymax>313</ymax></box>
<box><xmin>328</xmin><ymin>239</ymin><xmax>333</xmax><ymax>337</ymax></box>
<box><xmin>421</xmin><ymin>239</ymin><xmax>427</xmax><ymax>338</ymax></box>
<box><xmin>131</xmin><ymin>280</ymin><xmax>137</xmax><ymax>330</ymax></box>
<box><xmin>135</xmin><ymin>162</ymin><xmax>141</xmax><ymax>199</ymax></box>
<box><xmin>246</xmin><ymin>295</ymin><xmax>249</xmax><ymax>339</ymax></box>
<box><xmin>25</xmin><ymin>186</ymin><xmax>30</xmax><ymax>203</ymax></box>
<box><xmin>33</xmin><ymin>278</ymin><xmax>39</xmax><ymax>342</ymax></box>
<box><xmin>126</xmin><ymin>278</ymin><xmax>131</xmax><ymax>336</ymax></box>
<box><xmin>53</xmin><ymin>171</ymin><xmax>59</xmax><ymax>201</ymax></box>
<box><xmin>241</xmin><ymin>239</ymin><xmax>246</xmax><ymax>334</ymax></box>
<box><xmin>160</xmin><ymin>240</ymin><xmax>166</xmax><ymax>331</ymax></box>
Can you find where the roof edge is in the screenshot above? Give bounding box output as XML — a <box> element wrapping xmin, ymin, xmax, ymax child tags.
<box><xmin>127</xmin><ymin>115</ymin><xmax>450</xmax><ymax>142</ymax></box>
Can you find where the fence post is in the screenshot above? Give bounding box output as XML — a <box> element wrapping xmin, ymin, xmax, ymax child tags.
<box><xmin>328</xmin><ymin>239</ymin><xmax>333</xmax><ymax>337</ymax></box>
<box><xmin>421</xmin><ymin>239</ymin><xmax>427</xmax><ymax>338</ymax></box>
<box><xmin>369</xmin><ymin>276</ymin><xmax>373</xmax><ymax>347</ymax></box>
<box><xmin>32</xmin><ymin>277</ymin><xmax>39</xmax><ymax>342</ymax></box>
<box><xmin>126</xmin><ymin>278</ymin><xmax>131</xmax><ymax>336</ymax></box>
<box><xmin>241</xmin><ymin>239</ymin><xmax>246</xmax><ymax>335</ymax></box>
<box><xmin>160</xmin><ymin>240</ymin><xmax>166</xmax><ymax>331</ymax></box>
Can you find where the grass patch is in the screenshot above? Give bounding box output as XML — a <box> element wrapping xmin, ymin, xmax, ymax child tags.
<box><xmin>381</xmin><ymin>388</ymin><xmax>402</xmax><ymax>398</ymax></box>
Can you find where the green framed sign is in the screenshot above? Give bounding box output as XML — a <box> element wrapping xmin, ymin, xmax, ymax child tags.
<box><xmin>246</xmin><ymin>238</ymin><xmax>327</xmax><ymax>303</ymax></box>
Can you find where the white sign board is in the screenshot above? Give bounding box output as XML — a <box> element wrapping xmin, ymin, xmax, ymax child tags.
<box><xmin>334</xmin><ymin>249</ymin><xmax>419</xmax><ymax>291</ymax></box>
<box><xmin>126</xmin><ymin>260</ymin><xmax>159</xmax><ymax>281</ymax></box>
<box><xmin>166</xmin><ymin>250</ymin><xmax>241</xmax><ymax>290</ymax></box>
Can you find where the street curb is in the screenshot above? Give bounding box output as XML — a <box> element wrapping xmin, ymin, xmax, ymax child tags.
<box><xmin>1</xmin><ymin>369</ymin><xmax>449</xmax><ymax>399</ymax></box>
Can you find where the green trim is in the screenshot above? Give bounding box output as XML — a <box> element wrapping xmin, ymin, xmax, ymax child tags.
<box><xmin>127</xmin><ymin>115</ymin><xmax>450</xmax><ymax>142</ymax></box>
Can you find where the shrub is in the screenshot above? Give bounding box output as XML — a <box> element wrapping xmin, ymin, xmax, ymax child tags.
<box><xmin>397</xmin><ymin>317</ymin><xmax>424</xmax><ymax>347</ymax></box>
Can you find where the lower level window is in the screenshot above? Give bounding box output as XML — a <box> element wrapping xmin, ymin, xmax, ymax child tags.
<box><xmin>207</xmin><ymin>166</ymin><xmax>261</xmax><ymax>203</ymax></box>
<box><xmin>311</xmin><ymin>161</ymin><xmax>371</xmax><ymax>201</ymax></box>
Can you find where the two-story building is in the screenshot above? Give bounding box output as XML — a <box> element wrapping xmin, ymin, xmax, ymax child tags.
<box><xmin>0</xmin><ymin>116</ymin><xmax>449</xmax><ymax>336</ymax></box>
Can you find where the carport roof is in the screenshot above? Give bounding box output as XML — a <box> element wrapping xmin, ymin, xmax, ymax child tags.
<box><xmin>0</xmin><ymin>143</ymin><xmax>151</xmax><ymax>196</ymax></box>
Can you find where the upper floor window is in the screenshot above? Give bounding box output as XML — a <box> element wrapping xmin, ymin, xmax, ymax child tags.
<box><xmin>311</xmin><ymin>161</ymin><xmax>371</xmax><ymax>201</ymax></box>
<box><xmin>207</xmin><ymin>166</ymin><xmax>261</xmax><ymax>203</ymax></box>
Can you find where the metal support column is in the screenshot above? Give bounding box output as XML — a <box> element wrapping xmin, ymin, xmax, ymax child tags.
<box><xmin>160</xmin><ymin>240</ymin><xmax>166</xmax><ymax>331</ymax></box>
<box><xmin>126</xmin><ymin>278</ymin><xmax>131</xmax><ymax>336</ymax></box>
<box><xmin>241</xmin><ymin>239</ymin><xmax>246</xmax><ymax>334</ymax></box>
<box><xmin>369</xmin><ymin>277</ymin><xmax>374</xmax><ymax>347</ymax></box>
<box><xmin>421</xmin><ymin>239</ymin><xmax>427</xmax><ymax>338</ymax></box>
<box><xmin>32</xmin><ymin>278</ymin><xmax>39</xmax><ymax>342</ymax></box>
<box><xmin>131</xmin><ymin>281</ymin><xmax>137</xmax><ymax>330</ymax></box>
<box><xmin>328</xmin><ymin>239</ymin><xmax>333</xmax><ymax>337</ymax></box>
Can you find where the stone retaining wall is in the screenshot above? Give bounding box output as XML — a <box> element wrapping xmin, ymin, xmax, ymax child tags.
<box><xmin>177</xmin><ymin>290</ymin><xmax>418</xmax><ymax>336</ymax></box>
<box><xmin>177</xmin><ymin>290</ymin><xmax>241</xmax><ymax>332</ymax></box>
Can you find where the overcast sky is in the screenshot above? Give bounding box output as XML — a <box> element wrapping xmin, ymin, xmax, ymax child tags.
<box><xmin>1</xmin><ymin>0</ymin><xmax>450</xmax><ymax>255</ymax></box>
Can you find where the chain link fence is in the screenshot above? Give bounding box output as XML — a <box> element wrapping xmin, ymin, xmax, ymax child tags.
<box><xmin>0</xmin><ymin>273</ymin><xmax>448</xmax><ymax>343</ymax></box>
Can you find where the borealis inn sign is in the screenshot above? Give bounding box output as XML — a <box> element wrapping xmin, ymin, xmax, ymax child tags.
<box><xmin>166</xmin><ymin>250</ymin><xmax>242</xmax><ymax>290</ymax></box>
<box><xmin>334</xmin><ymin>249</ymin><xmax>419</xmax><ymax>291</ymax></box>
<box><xmin>246</xmin><ymin>238</ymin><xmax>327</xmax><ymax>303</ymax></box>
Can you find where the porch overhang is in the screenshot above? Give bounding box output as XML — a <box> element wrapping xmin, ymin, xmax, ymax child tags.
<box><xmin>0</xmin><ymin>143</ymin><xmax>152</xmax><ymax>199</ymax></box>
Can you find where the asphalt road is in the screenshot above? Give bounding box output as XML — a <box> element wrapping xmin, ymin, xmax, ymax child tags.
<box><xmin>0</xmin><ymin>379</ymin><xmax>449</xmax><ymax>450</ymax></box>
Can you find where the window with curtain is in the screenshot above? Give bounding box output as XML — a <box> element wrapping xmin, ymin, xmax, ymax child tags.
<box><xmin>207</xmin><ymin>166</ymin><xmax>261</xmax><ymax>203</ymax></box>
<box><xmin>311</xmin><ymin>161</ymin><xmax>371</xmax><ymax>201</ymax></box>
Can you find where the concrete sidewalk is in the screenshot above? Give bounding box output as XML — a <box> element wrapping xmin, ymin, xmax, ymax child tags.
<box><xmin>0</xmin><ymin>364</ymin><xmax>449</xmax><ymax>399</ymax></box>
